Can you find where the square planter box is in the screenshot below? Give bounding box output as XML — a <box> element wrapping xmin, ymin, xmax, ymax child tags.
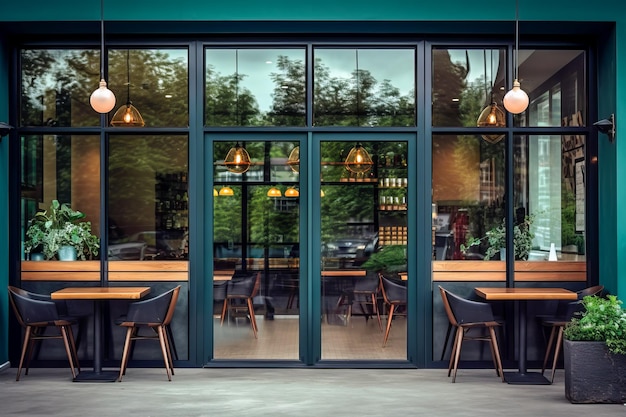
<box><xmin>564</xmin><ymin>339</ymin><xmax>626</xmax><ymax>403</ymax></box>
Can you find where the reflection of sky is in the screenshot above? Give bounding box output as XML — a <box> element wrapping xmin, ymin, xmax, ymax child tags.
<box><xmin>206</xmin><ymin>48</ymin><xmax>415</xmax><ymax>113</ymax></box>
<box><xmin>207</xmin><ymin>49</ymin><xmax>306</xmax><ymax>113</ymax></box>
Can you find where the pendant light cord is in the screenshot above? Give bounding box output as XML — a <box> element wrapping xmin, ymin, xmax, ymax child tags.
<box><xmin>126</xmin><ymin>49</ymin><xmax>131</xmax><ymax>101</ymax></box>
<box><xmin>99</xmin><ymin>0</ymin><xmax>105</xmax><ymax>79</ymax></box>
<box><xmin>514</xmin><ymin>0</ymin><xmax>519</xmax><ymax>81</ymax></box>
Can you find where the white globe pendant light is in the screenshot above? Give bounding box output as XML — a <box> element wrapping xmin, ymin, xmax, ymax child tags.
<box><xmin>90</xmin><ymin>0</ymin><xmax>116</xmax><ymax>114</ymax></box>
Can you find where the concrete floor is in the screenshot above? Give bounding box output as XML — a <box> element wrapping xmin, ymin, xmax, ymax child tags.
<box><xmin>1</xmin><ymin>367</ymin><xmax>624</xmax><ymax>416</ymax></box>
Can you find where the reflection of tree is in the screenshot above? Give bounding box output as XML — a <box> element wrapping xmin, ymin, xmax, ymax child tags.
<box><xmin>432</xmin><ymin>49</ymin><xmax>468</xmax><ymax>127</ymax></box>
<box><xmin>206</xmin><ymin>67</ymin><xmax>260</xmax><ymax>126</ymax></box>
<box><xmin>268</xmin><ymin>55</ymin><xmax>306</xmax><ymax>126</ymax></box>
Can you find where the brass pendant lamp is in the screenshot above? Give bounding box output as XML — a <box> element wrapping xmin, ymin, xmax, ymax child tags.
<box><xmin>89</xmin><ymin>0</ymin><xmax>116</xmax><ymax>113</ymax></box>
<box><xmin>111</xmin><ymin>50</ymin><xmax>145</xmax><ymax>127</ymax></box>
<box><xmin>287</xmin><ymin>146</ymin><xmax>300</xmax><ymax>173</ymax></box>
<box><xmin>477</xmin><ymin>49</ymin><xmax>505</xmax><ymax>144</ymax></box>
<box><xmin>344</xmin><ymin>143</ymin><xmax>373</xmax><ymax>174</ymax></box>
<box><xmin>267</xmin><ymin>187</ymin><xmax>282</xmax><ymax>197</ymax></box>
<box><xmin>224</xmin><ymin>142</ymin><xmax>251</xmax><ymax>174</ymax></box>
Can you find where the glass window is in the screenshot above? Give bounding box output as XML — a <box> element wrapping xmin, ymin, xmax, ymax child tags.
<box><xmin>20</xmin><ymin>49</ymin><xmax>100</xmax><ymax>127</ymax></box>
<box><xmin>432</xmin><ymin>135</ymin><xmax>506</xmax><ymax>260</ymax></box>
<box><xmin>20</xmin><ymin>135</ymin><xmax>101</xmax><ymax>259</ymax></box>
<box><xmin>213</xmin><ymin>140</ymin><xmax>300</xmax><ymax>360</ymax></box>
<box><xmin>320</xmin><ymin>140</ymin><xmax>408</xmax><ymax>359</ymax></box>
<box><xmin>108</xmin><ymin>49</ymin><xmax>189</xmax><ymax>128</ymax></box>
<box><xmin>514</xmin><ymin>135</ymin><xmax>586</xmax><ymax>260</ymax></box>
<box><xmin>522</xmin><ymin>50</ymin><xmax>586</xmax><ymax>127</ymax></box>
<box><xmin>108</xmin><ymin>135</ymin><xmax>189</xmax><ymax>260</ymax></box>
<box><xmin>205</xmin><ymin>49</ymin><xmax>306</xmax><ymax>127</ymax></box>
<box><xmin>432</xmin><ymin>48</ymin><xmax>506</xmax><ymax>128</ymax></box>
<box><xmin>314</xmin><ymin>48</ymin><xmax>416</xmax><ymax>127</ymax></box>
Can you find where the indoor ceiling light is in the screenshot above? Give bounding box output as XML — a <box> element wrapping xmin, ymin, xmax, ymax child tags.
<box><xmin>344</xmin><ymin>143</ymin><xmax>373</xmax><ymax>174</ymax></box>
<box><xmin>503</xmin><ymin>0</ymin><xmax>529</xmax><ymax>114</ymax></box>
<box><xmin>218</xmin><ymin>186</ymin><xmax>234</xmax><ymax>196</ymax></box>
<box><xmin>285</xmin><ymin>188</ymin><xmax>299</xmax><ymax>197</ymax></box>
<box><xmin>287</xmin><ymin>146</ymin><xmax>300</xmax><ymax>173</ymax></box>
<box><xmin>267</xmin><ymin>187</ymin><xmax>282</xmax><ymax>197</ymax></box>
<box><xmin>111</xmin><ymin>50</ymin><xmax>145</xmax><ymax>127</ymax></box>
<box><xmin>89</xmin><ymin>0</ymin><xmax>116</xmax><ymax>114</ymax></box>
<box><xmin>223</xmin><ymin>142</ymin><xmax>251</xmax><ymax>174</ymax></box>
<box><xmin>477</xmin><ymin>49</ymin><xmax>505</xmax><ymax>143</ymax></box>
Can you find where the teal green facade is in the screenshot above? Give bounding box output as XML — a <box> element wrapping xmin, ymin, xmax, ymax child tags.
<box><xmin>1</xmin><ymin>0</ymin><xmax>624</xmax><ymax>368</ymax></box>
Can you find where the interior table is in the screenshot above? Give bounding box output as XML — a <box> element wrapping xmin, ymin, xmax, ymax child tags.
<box><xmin>322</xmin><ymin>270</ymin><xmax>367</xmax><ymax>323</ymax></box>
<box><xmin>474</xmin><ymin>287</ymin><xmax>577</xmax><ymax>385</ymax></box>
<box><xmin>51</xmin><ymin>287</ymin><xmax>151</xmax><ymax>382</ymax></box>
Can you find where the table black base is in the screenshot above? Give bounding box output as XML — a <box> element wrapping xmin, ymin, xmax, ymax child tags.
<box><xmin>73</xmin><ymin>370</ymin><xmax>119</xmax><ymax>382</ymax></box>
<box><xmin>504</xmin><ymin>371</ymin><xmax>551</xmax><ymax>385</ymax></box>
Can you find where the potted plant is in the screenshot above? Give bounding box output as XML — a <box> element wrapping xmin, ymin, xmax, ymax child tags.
<box><xmin>562</xmin><ymin>294</ymin><xmax>626</xmax><ymax>403</ymax></box>
<box><xmin>361</xmin><ymin>245</ymin><xmax>407</xmax><ymax>277</ymax></box>
<box><xmin>24</xmin><ymin>200</ymin><xmax>100</xmax><ymax>260</ymax></box>
<box><xmin>461</xmin><ymin>214</ymin><xmax>534</xmax><ymax>260</ymax></box>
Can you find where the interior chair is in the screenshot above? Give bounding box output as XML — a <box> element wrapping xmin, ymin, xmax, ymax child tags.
<box><xmin>220</xmin><ymin>272</ymin><xmax>261</xmax><ymax>338</ymax></box>
<box><xmin>335</xmin><ymin>273</ymin><xmax>382</xmax><ymax>330</ymax></box>
<box><xmin>8</xmin><ymin>286</ymin><xmax>80</xmax><ymax>381</ymax></box>
<box><xmin>540</xmin><ymin>284</ymin><xmax>604</xmax><ymax>382</ymax></box>
<box><xmin>379</xmin><ymin>274</ymin><xmax>407</xmax><ymax>347</ymax></box>
<box><xmin>117</xmin><ymin>285</ymin><xmax>181</xmax><ymax>382</ymax></box>
<box><xmin>438</xmin><ymin>285</ymin><xmax>504</xmax><ymax>383</ymax></box>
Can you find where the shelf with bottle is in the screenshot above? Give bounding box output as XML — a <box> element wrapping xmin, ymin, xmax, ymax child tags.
<box><xmin>379</xmin><ymin>225</ymin><xmax>408</xmax><ymax>246</ymax></box>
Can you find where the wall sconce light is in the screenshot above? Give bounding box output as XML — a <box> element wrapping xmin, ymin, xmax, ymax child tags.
<box><xmin>0</xmin><ymin>122</ymin><xmax>14</xmax><ymax>141</ymax></box>
<box><xmin>593</xmin><ymin>114</ymin><xmax>615</xmax><ymax>143</ymax></box>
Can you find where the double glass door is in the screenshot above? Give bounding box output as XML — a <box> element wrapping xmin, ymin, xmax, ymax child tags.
<box><xmin>211</xmin><ymin>137</ymin><xmax>410</xmax><ymax>362</ymax></box>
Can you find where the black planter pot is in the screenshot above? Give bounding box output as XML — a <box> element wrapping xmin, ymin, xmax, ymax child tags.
<box><xmin>563</xmin><ymin>339</ymin><xmax>626</xmax><ymax>404</ymax></box>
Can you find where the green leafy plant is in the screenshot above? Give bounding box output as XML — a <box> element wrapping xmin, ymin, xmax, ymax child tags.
<box><xmin>24</xmin><ymin>200</ymin><xmax>100</xmax><ymax>260</ymax></box>
<box><xmin>461</xmin><ymin>214</ymin><xmax>535</xmax><ymax>260</ymax></box>
<box><xmin>564</xmin><ymin>295</ymin><xmax>626</xmax><ymax>355</ymax></box>
<box><xmin>361</xmin><ymin>245</ymin><xmax>407</xmax><ymax>273</ymax></box>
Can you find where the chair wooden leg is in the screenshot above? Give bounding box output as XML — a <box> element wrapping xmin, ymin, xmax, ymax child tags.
<box><xmin>118</xmin><ymin>327</ymin><xmax>135</xmax><ymax>382</ymax></box>
<box><xmin>165</xmin><ymin>324</ymin><xmax>179</xmax><ymax>361</ymax></box>
<box><xmin>24</xmin><ymin>327</ymin><xmax>42</xmax><ymax>376</ymax></box>
<box><xmin>59</xmin><ymin>326</ymin><xmax>77</xmax><ymax>379</ymax></box>
<box><xmin>156</xmin><ymin>326</ymin><xmax>172</xmax><ymax>381</ymax></box>
<box><xmin>220</xmin><ymin>299</ymin><xmax>229</xmax><ymax>326</ymax></box>
<box><xmin>541</xmin><ymin>326</ymin><xmax>557</xmax><ymax>375</ymax></box>
<box><xmin>16</xmin><ymin>327</ymin><xmax>33</xmax><ymax>381</ymax></box>
<box><xmin>451</xmin><ymin>327</ymin><xmax>465</xmax><ymax>383</ymax></box>
<box><xmin>66</xmin><ymin>325</ymin><xmax>80</xmax><ymax>372</ymax></box>
<box><xmin>371</xmin><ymin>293</ymin><xmax>382</xmax><ymax>331</ymax></box>
<box><xmin>447</xmin><ymin>327</ymin><xmax>459</xmax><ymax>377</ymax></box>
<box><xmin>489</xmin><ymin>326</ymin><xmax>505</xmax><ymax>382</ymax></box>
<box><xmin>247</xmin><ymin>298</ymin><xmax>258</xmax><ymax>338</ymax></box>
<box><xmin>382</xmin><ymin>305</ymin><xmax>395</xmax><ymax>347</ymax></box>
<box><xmin>549</xmin><ymin>326</ymin><xmax>565</xmax><ymax>383</ymax></box>
<box><xmin>162</xmin><ymin>327</ymin><xmax>175</xmax><ymax>375</ymax></box>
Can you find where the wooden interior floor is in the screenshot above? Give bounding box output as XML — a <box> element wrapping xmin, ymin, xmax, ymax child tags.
<box><xmin>214</xmin><ymin>314</ymin><xmax>407</xmax><ymax>360</ymax></box>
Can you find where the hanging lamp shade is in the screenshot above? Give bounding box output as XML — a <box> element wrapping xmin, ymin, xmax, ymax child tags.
<box><xmin>287</xmin><ymin>146</ymin><xmax>300</xmax><ymax>173</ymax></box>
<box><xmin>224</xmin><ymin>143</ymin><xmax>251</xmax><ymax>174</ymax></box>
<box><xmin>90</xmin><ymin>0</ymin><xmax>116</xmax><ymax>114</ymax></box>
<box><xmin>344</xmin><ymin>143</ymin><xmax>373</xmax><ymax>174</ymax></box>
<box><xmin>213</xmin><ymin>188</ymin><xmax>218</xmax><ymax>197</ymax></box>
<box><xmin>111</xmin><ymin>102</ymin><xmax>145</xmax><ymax>127</ymax></box>
<box><xmin>111</xmin><ymin>50</ymin><xmax>144</xmax><ymax>127</ymax></box>
<box><xmin>285</xmin><ymin>188</ymin><xmax>299</xmax><ymax>197</ymax></box>
<box><xmin>320</xmin><ymin>189</ymin><xmax>325</xmax><ymax>198</ymax></box>
<box><xmin>477</xmin><ymin>96</ymin><xmax>506</xmax><ymax>144</ymax></box>
<box><xmin>503</xmin><ymin>79</ymin><xmax>529</xmax><ymax>114</ymax></box>
<box><xmin>218</xmin><ymin>186</ymin><xmax>234</xmax><ymax>196</ymax></box>
<box><xmin>267</xmin><ymin>187</ymin><xmax>282</xmax><ymax>197</ymax></box>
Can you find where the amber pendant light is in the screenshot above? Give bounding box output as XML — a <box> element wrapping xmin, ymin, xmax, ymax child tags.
<box><xmin>111</xmin><ymin>50</ymin><xmax>145</xmax><ymax>127</ymax></box>
<box><xmin>477</xmin><ymin>49</ymin><xmax>505</xmax><ymax>143</ymax></box>
<box><xmin>287</xmin><ymin>146</ymin><xmax>300</xmax><ymax>173</ymax></box>
<box><xmin>344</xmin><ymin>143</ymin><xmax>373</xmax><ymax>174</ymax></box>
<box><xmin>224</xmin><ymin>142</ymin><xmax>251</xmax><ymax>174</ymax></box>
